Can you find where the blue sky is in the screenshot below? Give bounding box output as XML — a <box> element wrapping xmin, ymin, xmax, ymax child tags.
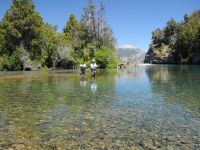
<box><xmin>0</xmin><ymin>0</ymin><xmax>200</xmax><ymax>51</ymax></box>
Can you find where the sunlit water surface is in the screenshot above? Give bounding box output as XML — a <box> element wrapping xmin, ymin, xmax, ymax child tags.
<box><xmin>0</xmin><ymin>65</ymin><xmax>200</xmax><ymax>149</ymax></box>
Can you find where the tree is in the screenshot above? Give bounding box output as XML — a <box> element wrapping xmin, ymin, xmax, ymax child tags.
<box><xmin>63</xmin><ymin>14</ymin><xmax>81</xmax><ymax>45</ymax></box>
<box><xmin>2</xmin><ymin>0</ymin><xmax>44</xmax><ymax>58</ymax></box>
<box><xmin>54</xmin><ymin>33</ymin><xmax>71</xmax><ymax>68</ymax></box>
<box><xmin>176</xmin><ymin>17</ymin><xmax>200</xmax><ymax>61</ymax></box>
<box><xmin>63</xmin><ymin>14</ymin><xmax>83</xmax><ymax>66</ymax></box>
<box><xmin>0</xmin><ymin>22</ymin><xmax>6</xmax><ymax>55</ymax></box>
<box><xmin>146</xmin><ymin>9</ymin><xmax>200</xmax><ymax>64</ymax></box>
<box><xmin>152</xmin><ymin>28</ymin><xmax>164</xmax><ymax>46</ymax></box>
<box><xmin>0</xmin><ymin>0</ymin><xmax>118</xmax><ymax>70</ymax></box>
<box><xmin>96</xmin><ymin>2</ymin><xmax>116</xmax><ymax>49</ymax></box>
<box><xmin>163</xmin><ymin>19</ymin><xmax>179</xmax><ymax>46</ymax></box>
<box><xmin>80</xmin><ymin>0</ymin><xmax>97</xmax><ymax>43</ymax></box>
<box><xmin>0</xmin><ymin>0</ymin><xmax>45</xmax><ymax>70</ymax></box>
<box><xmin>39</xmin><ymin>23</ymin><xmax>58</xmax><ymax>68</ymax></box>
<box><xmin>79</xmin><ymin>0</ymin><xmax>117</xmax><ymax>67</ymax></box>
<box><xmin>96</xmin><ymin>2</ymin><xmax>105</xmax><ymax>48</ymax></box>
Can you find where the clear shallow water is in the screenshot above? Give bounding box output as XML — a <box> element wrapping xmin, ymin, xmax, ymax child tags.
<box><xmin>0</xmin><ymin>65</ymin><xmax>200</xmax><ymax>149</ymax></box>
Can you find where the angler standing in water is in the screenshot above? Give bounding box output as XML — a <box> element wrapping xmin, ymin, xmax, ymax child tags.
<box><xmin>90</xmin><ymin>59</ymin><xmax>97</xmax><ymax>77</ymax></box>
<box><xmin>80</xmin><ymin>62</ymin><xmax>87</xmax><ymax>75</ymax></box>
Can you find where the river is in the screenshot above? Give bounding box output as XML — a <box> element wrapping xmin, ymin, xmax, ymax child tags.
<box><xmin>0</xmin><ymin>65</ymin><xmax>199</xmax><ymax>149</ymax></box>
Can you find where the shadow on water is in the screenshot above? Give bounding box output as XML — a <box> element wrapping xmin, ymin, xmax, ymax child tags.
<box><xmin>0</xmin><ymin>67</ymin><xmax>199</xmax><ymax>149</ymax></box>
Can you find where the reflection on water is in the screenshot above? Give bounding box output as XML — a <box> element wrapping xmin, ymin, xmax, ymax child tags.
<box><xmin>146</xmin><ymin>65</ymin><xmax>200</xmax><ymax>114</ymax></box>
<box><xmin>80</xmin><ymin>76</ymin><xmax>87</xmax><ymax>88</ymax></box>
<box><xmin>0</xmin><ymin>66</ymin><xmax>200</xmax><ymax>149</ymax></box>
<box><xmin>117</xmin><ymin>65</ymin><xmax>144</xmax><ymax>80</ymax></box>
<box><xmin>90</xmin><ymin>78</ymin><xmax>97</xmax><ymax>94</ymax></box>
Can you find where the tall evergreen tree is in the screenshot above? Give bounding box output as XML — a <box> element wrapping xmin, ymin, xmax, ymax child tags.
<box><xmin>2</xmin><ymin>0</ymin><xmax>44</xmax><ymax>59</ymax></box>
<box><xmin>0</xmin><ymin>0</ymin><xmax>45</xmax><ymax>70</ymax></box>
<box><xmin>63</xmin><ymin>14</ymin><xmax>80</xmax><ymax>46</ymax></box>
<box><xmin>0</xmin><ymin>22</ymin><xmax>6</xmax><ymax>55</ymax></box>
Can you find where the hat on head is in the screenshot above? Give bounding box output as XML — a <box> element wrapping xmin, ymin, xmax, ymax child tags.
<box><xmin>92</xmin><ymin>59</ymin><xmax>95</xmax><ymax>62</ymax></box>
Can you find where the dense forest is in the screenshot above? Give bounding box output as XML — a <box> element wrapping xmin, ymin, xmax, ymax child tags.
<box><xmin>145</xmin><ymin>10</ymin><xmax>200</xmax><ymax>64</ymax></box>
<box><xmin>0</xmin><ymin>0</ymin><xmax>118</xmax><ymax>71</ymax></box>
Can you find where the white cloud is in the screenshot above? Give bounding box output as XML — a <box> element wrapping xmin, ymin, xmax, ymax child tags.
<box><xmin>117</xmin><ymin>45</ymin><xmax>137</xmax><ymax>49</ymax></box>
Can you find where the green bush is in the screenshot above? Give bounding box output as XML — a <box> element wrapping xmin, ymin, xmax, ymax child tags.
<box><xmin>95</xmin><ymin>46</ymin><xmax>119</xmax><ymax>68</ymax></box>
<box><xmin>41</xmin><ymin>66</ymin><xmax>49</xmax><ymax>71</ymax></box>
<box><xmin>0</xmin><ymin>57</ymin><xmax>3</xmax><ymax>70</ymax></box>
<box><xmin>1</xmin><ymin>54</ymin><xmax>23</xmax><ymax>71</ymax></box>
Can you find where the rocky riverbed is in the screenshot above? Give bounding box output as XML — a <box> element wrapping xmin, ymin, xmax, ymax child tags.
<box><xmin>0</xmin><ymin>67</ymin><xmax>200</xmax><ymax>149</ymax></box>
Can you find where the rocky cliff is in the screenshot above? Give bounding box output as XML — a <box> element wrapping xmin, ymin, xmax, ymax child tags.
<box><xmin>144</xmin><ymin>46</ymin><xmax>200</xmax><ymax>64</ymax></box>
<box><xmin>144</xmin><ymin>45</ymin><xmax>176</xmax><ymax>64</ymax></box>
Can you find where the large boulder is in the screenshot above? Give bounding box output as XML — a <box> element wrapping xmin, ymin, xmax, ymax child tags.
<box><xmin>23</xmin><ymin>62</ymin><xmax>41</xmax><ymax>71</ymax></box>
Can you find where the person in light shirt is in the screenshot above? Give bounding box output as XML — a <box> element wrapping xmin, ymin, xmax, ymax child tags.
<box><xmin>80</xmin><ymin>62</ymin><xmax>86</xmax><ymax>75</ymax></box>
<box><xmin>90</xmin><ymin>59</ymin><xmax>97</xmax><ymax>76</ymax></box>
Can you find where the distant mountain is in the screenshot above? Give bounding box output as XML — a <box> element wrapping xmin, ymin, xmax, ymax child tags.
<box><xmin>116</xmin><ymin>45</ymin><xmax>140</xmax><ymax>57</ymax></box>
<box><xmin>116</xmin><ymin>45</ymin><xmax>146</xmax><ymax>63</ymax></box>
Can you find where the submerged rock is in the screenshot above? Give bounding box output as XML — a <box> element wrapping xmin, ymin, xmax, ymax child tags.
<box><xmin>13</xmin><ymin>144</ymin><xmax>25</xmax><ymax>149</ymax></box>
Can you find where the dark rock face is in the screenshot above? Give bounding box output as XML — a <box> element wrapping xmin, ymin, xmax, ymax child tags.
<box><xmin>191</xmin><ymin>53</ymin><xmax>200</xmax><ymax>64</ymax></box>
<box><xmin>144</xmin><ymin>49</ymin><xmax>157</xmax><ymax>64</ymax></box>
<box><xmin>23</xmin><ymin>63</ymin><xmax>41</xmax><ymax>71</ymax></box>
